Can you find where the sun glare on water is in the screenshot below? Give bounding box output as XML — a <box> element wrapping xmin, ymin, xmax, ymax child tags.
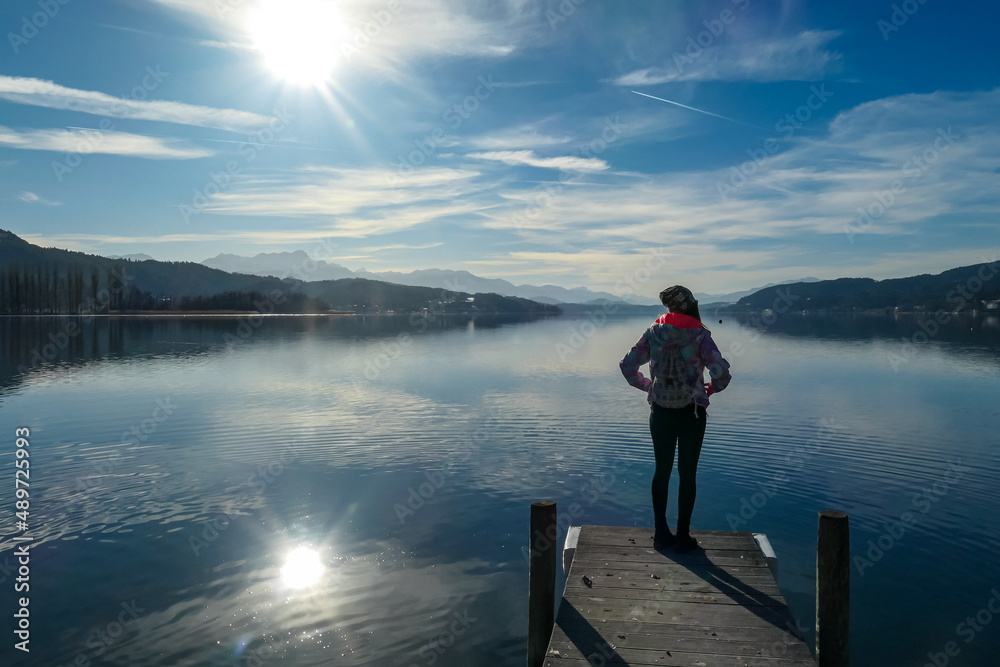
<box><xmin>248</xmin><ymin>0</ymin><xmax>351</xmax><ymax>86</ymax></box>
<box><xmin>281</xmin><ymin>546</ymin><xmax>325</xmax><ymax>589</ymax></box>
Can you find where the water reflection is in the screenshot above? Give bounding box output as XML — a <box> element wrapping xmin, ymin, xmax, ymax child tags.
<box><xmin>0</xmin><ymin>312</ymin><xmax>998</xmax><ymax>665</ymax></box>
<box><xmin>281</xmin><ymin>546</ymin><xmax>324</xmax><ymax>589</ymax></box>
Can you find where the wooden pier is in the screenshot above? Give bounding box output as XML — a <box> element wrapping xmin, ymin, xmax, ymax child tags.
<box><xmin>527</xmin><ymin>503</ymin><xmax>850</xmax><ymax>666</ymax></box>
<box><xmin>541</xmin><ymin>525</ymin><xmax>816</xmax><ymax>665</ymax></box>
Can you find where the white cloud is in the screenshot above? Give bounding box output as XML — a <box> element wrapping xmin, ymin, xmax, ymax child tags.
<box><xmin>356</xmin><ymin>242</ymin><xmax>444</xmax><ymax>252</ymax></box>
<box><xmin>468</xmin><ymin>87</ymin><xmax>1000</xmax><ymax>292</ymax></box>
<box><xmin>465</xmin><ymin>123</ymin><xmax>572</xmax><ymax>150</ymax></box>
<box><xmin>615</xmin><ymin>30</ymin><xmax>842</xmax><ymax>85</ymax></box>
<box><xmin>17</xmin><ymin>191</ymin><xmax>60</xmax><ymax>206</ymax></box>
<box><xmin>204</xmin><ymin>166</ymin><xmax>482</xmax><ymax>217</ymax></box>
<box><xmin>466</xmin><ymin>150</ymin><xmax>609</xmax><ymax>171</ymax></box>
<box><xmin>198</xmin><ymin>165</ymin><xmax>498</xmax><ymax>236</ymax></box>
<box><xmin>199</xmin><ymin>40</ymin><xmax>255</xmax><ymax>51</ymax></box>
<box><xmin>0</xmin><ymin>126</ymin><xmax>214</xmax><ymax>159</ymax></box>
<box><xmin>0</xmin><ymin>75</ymin><xmax>275</xmax><ymax>133</ymax></box>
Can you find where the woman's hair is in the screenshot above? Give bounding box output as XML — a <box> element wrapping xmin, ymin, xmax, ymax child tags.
<box><xmin>659</xmin><ymin>285</ymin><xmax>702</xmax><ymax>323</ymax></box>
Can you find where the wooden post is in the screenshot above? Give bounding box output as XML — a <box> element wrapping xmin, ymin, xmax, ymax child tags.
<box><xmin>527</xmin><ymin>500</ymin><xmax>557</xmax><ymax>667</ymax></box>
<box><xmin>816</xmin><ymin>510</ymin><xmax>850</xmax><ymax>666</ymax></box>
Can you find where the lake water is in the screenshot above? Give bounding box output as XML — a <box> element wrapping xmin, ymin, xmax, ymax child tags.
<box><xmin>0</xmin><ymin>311</ymin><xmax>998</xmax><ymax>666</ymax></box>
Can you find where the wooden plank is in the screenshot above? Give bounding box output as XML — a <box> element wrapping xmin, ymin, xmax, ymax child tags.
<box><xmin>564</xmin><ymin>577</ymin><xmax>784</xmax><ymax>599</ymax></box>
<box><xmin>562</xmin><ymin>596</ymin><xmax>798</xmax><ymax>629</ymax></box>
<box><xmin>550</xmin><ymin>618</ymin><xmax>806</xmax><ymax>645</ymax></box>
<box><xmin>578</xmin><ymin>546</ymin><xmax>768</xmax><ymax>567</ymax></box>
<box><xmin>578</xmin><ymin>528</ymin><xmax>760</xmax><ymax>552</ymax></box>
<box><xmin>566</xmin><ymin>561</ymin><xmax>777</xmax><ymax>593</ymax></box>
<box><xmin>543</xmin><ymin>654</ymin><xmax>813</xmax><ymax>667</ymax></box>
<box><xmin>582</xmin><ymin>526</ymin><xmax>755</xmax><ymax>539</ymax></box>
<box><xmin>548</xmin><ymin>626</ymin><xmax>814</xmax><ymax>661</ymax></box>
<box><xmin>548</xmin><ymin>621</ymin><xmax>814</xmax><ymax>666</ymax></box>
<box><xmin>570</xmin><ymin>556</ymin><xmax>774</xmax><ymax>575</ymax></box>
<box><xmin>546</xmin><ymin>526</ymin><xmax>814</xmax><ymax>667</ymax></box>
<box><xmin>562</xmin><ymin>586</ymin><xmax>788</xmax><ymax>607</ymax></box>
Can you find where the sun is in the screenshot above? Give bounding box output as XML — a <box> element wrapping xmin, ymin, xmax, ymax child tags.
<box><xmin>247</xmin><ymin>0</ymin><xmax>351</xmax><ymax>86</ymax></box>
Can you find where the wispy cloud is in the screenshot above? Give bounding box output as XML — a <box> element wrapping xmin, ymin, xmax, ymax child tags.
<box><xmin>198</xmin><ymin>165</ymin><xmax>496</xmax><ymax>236</ymax></box>
<box><xmin>17</xmin><ymin>191</ymin><xmax>60</xmax><ymax>206</ymax></box>
<box><xmin>199</xmin><ymin>40</ymin><xmax>255</xmax><ymax>51</ymax></box>
<box><xmin>18</xmin><ymin>229</ymin><xmax>368</xmax><ymax>248</ymax></box>
<box><xmin>0</xmin><ymin>126</ymin><xmax>214</xmax><ymax>159</ymax></box>
<box><xmin>471</xmin><ymin>87</ymin><xmax>1000</xmax><ymax>291</ymax></box>
<box><xmin>356</xmin><ymin>242</ymin><xmax>444</xmax><ymax>252</ymax></box>
<box><xmin>0</xmin><ymin>75</ymin><xmax>275</xmax><ymax>133</ymax></box>
<box><xmin>203</xmin><ymin>166</ymin><xmax>482</xmax><ymax>217</ymax></box>
<box><xmin>466</xmin><ymin>150</ymin><xmax>609</xmax><ymax>171</ymax></box>
<box><xmin>465</xmin><ymin>123</ymin><xmax>572</xmax><ymax>150</ymax></box>
<box><xmin>615</xmin><ymin>30</ymin><xmax>842</xmax><ymax>85</ymax></box>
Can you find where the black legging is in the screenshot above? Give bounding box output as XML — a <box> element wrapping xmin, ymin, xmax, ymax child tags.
<box><xmin>649</xmin><ymin>403</ymin><xmax>707</xmax><ymax>534</ymax></box>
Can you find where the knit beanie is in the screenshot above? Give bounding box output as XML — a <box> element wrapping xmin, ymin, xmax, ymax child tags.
<box><xmin>659</xmin><ymin>285</ymin><xmax>698</xmax><ymax>312</ymax></box>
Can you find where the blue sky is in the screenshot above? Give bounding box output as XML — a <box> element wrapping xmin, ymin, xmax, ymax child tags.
<box><xmin>1</xmin><ymin>0</ymin><xmax>999</xmax><ymax>295</ymax></box>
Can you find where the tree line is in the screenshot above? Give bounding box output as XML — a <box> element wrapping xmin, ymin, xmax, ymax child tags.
<box><xmin>0</xmin><ymin>260</ymin><xmax>329</xmax><ymax>314</ymax></box>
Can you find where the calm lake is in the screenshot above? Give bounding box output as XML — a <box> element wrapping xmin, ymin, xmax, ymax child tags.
<box><xmin>0</xmin><ymin>311</ymin><xmax>998</xmax><ymax>666</ymax></box>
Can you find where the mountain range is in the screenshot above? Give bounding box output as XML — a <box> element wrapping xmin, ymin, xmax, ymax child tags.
<box><xmin>200</xmin><ymin>250</ymin><xmax>818</xmax><ymax>305</ymax></box>
<box><xmin>4</xmin><ymin>229</ymin><xmax>995</xmax><ymax>315</ymax></box>
<box><xmin>0</xmin><ymin>230</ymin><xmax>558</xmax><ymax>316</ymax></box>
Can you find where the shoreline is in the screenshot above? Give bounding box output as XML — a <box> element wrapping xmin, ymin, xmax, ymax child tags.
<box><xmin>0</xmin><ymin>311</ymin><xmax>357</xmax><ymax>317</ymax></box>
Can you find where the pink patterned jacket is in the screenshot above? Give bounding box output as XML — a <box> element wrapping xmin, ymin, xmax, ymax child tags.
<box><xmin>619</xmin><ymin>312</ymin><xmax>732</xmax><ymax>410</ymax></box>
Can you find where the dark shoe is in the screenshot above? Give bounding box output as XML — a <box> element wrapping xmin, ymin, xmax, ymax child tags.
<box><xmin>653</xmin><ymin>527</ymin><xmax>675</xmax><ymax>550</ymax></box>
<box><xmin>674</xmin><ymin>531</ymin><xmax>698</xmax><ymax>553</ymax></box>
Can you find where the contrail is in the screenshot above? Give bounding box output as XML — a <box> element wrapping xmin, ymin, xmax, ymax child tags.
<box><xmin>630</xmin><ymin>90</ymin><xmax>764</xmax><ymax>130</ymax></box>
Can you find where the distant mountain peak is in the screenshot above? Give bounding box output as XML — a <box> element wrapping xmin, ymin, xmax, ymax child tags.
<box><xmin>195</xmin><ymin>251</ymin><xmax>662</xmax><ymax>304</ymax></box>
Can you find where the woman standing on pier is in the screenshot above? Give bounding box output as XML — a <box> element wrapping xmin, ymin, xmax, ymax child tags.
<box><xmin>619</xmin><ymin>285</ymin><xmax>732</xmax><ymax>552</ymax></box>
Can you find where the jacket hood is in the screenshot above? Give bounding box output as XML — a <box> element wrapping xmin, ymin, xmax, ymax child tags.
<box><xmin>649</xmin><ymin>312</ymin><xmax>707</xmax><ymax>347</ymax></box>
